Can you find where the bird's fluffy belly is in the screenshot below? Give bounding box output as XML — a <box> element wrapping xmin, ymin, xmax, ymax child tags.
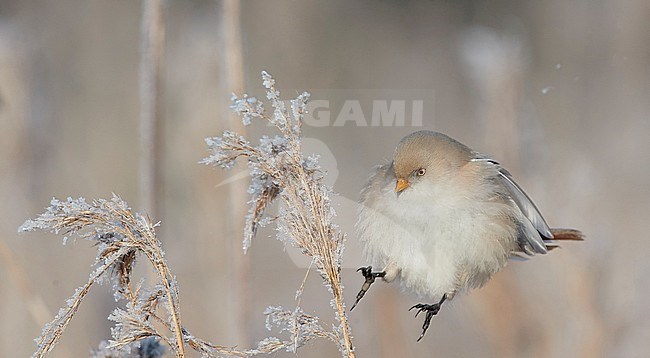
<box><xmin>357</xmin><ymin>186</ymin><xmax>515</xmax><ymax>301</ymax></box>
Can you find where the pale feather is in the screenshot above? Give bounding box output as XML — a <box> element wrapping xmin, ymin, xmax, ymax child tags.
<box><xmin>357</xmin><ymin>162</ymin><xmax>518</xmax><ymax>301</ymax></box>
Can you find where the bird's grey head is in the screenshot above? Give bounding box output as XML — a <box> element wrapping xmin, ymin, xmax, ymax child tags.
<box><xmin>392</xmin><ymin>130</ymin><xmax>473</xmax><ymax>193</ymax></box>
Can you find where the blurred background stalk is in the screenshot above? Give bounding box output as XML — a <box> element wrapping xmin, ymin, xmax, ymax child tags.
<box><xmin>139</xmin><ymin>0</ymin><xmax>165</xmax><ymax>218</ymax></box>
<box><xmin>220</xmin><ymin>0</ymin><xmax>251</xmax><ymax>347</ymax></box>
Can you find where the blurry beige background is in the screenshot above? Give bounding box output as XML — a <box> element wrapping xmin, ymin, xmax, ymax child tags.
<box><xmin>1</xmin><ymin>0</ymin><xmax>649</xmax><ymax>357</ymax></box>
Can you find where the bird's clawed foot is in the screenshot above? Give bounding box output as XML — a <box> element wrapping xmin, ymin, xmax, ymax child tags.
<box><xmin>350</xmin><ymin>266</ymin><xmax>386</xmax><ymax>311</ymax></box>
<box><xmin>409</xmin><ymin>294</ymin><xmax>447</xmax><ymax>342</ymax></box>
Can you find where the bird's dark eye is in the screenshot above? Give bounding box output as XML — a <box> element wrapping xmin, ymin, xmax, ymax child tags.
<box><xmin>416</xmin><ymin>168</ymin><xmax>426</xmax><ymax>176</ymax></box>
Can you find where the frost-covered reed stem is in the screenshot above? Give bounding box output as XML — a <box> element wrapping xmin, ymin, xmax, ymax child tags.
<box><xmin>202</xmin><ymin>71</ymin><xmax>355</xmax><ymax>357</ymax></box>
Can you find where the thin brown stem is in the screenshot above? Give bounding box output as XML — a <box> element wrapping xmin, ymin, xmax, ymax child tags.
<box><xmin>155</xmin><ymin>262</ymin><xmax>185</xmax><ymax>357</ymax></box>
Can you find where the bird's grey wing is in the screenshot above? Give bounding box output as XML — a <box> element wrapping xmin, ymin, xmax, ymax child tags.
<box><xmin>498</xmin><ymin>165</ymin><xmax>553</xmax><ymax>254</ymax></box>
<box><xmin>495</xmin><ymin>166</ymin><xmax>553</xmax><ymax>239</ymax></box>
<box><xmin>473</xmin><ymin>157</ymin><xmax>552</xmax><ymax>255</ymax></box>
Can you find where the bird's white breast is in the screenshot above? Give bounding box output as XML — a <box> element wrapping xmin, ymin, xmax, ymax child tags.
<box><xmin>356</xmin><ymin>167</ymin><xmax>516</xmax><ymax>301</ymax></box>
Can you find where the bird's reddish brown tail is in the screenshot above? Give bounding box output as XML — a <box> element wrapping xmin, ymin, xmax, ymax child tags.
<box><xmin>546</xmin><ymin>228</ymin><xmax>584</xmax><ymax>251</ymax></box>
<box><xmin>550</xmin><ymin>228</ymin><xmax>584</xmax><ymax>241</ymax></box>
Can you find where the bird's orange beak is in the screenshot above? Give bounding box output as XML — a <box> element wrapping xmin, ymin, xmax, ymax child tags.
<box><xmin>395</xmin><ymin>178</ymin><xmax>409</xmax><ymax>193</ymax></box>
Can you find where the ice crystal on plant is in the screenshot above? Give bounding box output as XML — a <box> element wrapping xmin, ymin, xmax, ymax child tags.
<box><xmin>230</xmin><ymin>93</ymin><xmax>265</xmax><ymax>126</ymax></box>
<box><xmin>304</xmin><ymin>153</ymin><xmax>321</xmax><ymax>171</ymax></box>
<box><xmin>261</xmin><ymin>71</ymin><xmax>275</xmax><ymax>88</ymax></box>
<box><xmin>263</xmin><ymin>306</ymin><xmax>337</xmax><ymax>352</ymax></box>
